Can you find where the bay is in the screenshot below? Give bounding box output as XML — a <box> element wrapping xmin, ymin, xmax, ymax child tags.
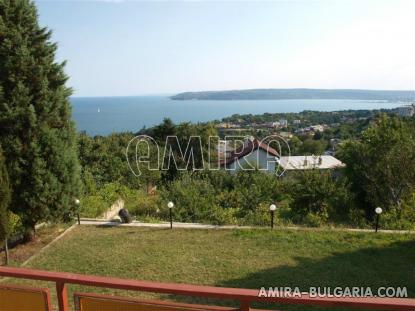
<box><xmin>71</xmin><ymin>96</ymin><xmax>402</xmax><ymax>136</ymax></box>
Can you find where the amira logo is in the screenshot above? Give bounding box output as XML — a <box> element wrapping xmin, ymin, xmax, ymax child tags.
<box><xmin>258</xmin><ymin>287</ymin><xmax>303</xmax><ymax>298</ymax></box>
<box><xmin>125</xmin><ymin>135</ymin><xmax>290</xmax><ymax>176</ymax></box>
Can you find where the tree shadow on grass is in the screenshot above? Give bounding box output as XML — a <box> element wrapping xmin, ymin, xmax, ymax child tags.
<box><xmin>216</xmin><ymin>240</ymin><xmax>415</xmax><ymax>311</ymax></box>
<box><xmin>167</xmin><ymin>239</ymin><xmax>415</xmax><ymax>311</ymax></box>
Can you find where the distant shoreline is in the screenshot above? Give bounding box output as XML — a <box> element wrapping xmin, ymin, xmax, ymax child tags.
<box><xmin>171</xmin><ymin>88</ymin><xmax>415</xmax><ymax>101</ymax></box>
<box><xmin>70</xmin><ymin>97</ymin><xmax>404</xmax><ymax>136</ymax></box>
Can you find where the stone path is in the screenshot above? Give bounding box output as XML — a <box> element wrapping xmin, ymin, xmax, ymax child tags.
<box><xmin>79</xmin><ymin>219</ymin><xmax>415</xmax><ymax>234</ymax></box>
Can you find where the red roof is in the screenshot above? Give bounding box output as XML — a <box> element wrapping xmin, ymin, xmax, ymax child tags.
<box><xmin>220</xmin><ymin>139</ymin><xmax>279</xmax><ymax>166</ymax></box>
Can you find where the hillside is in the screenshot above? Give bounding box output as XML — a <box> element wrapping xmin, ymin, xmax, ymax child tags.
<box><xmin>171</xmin><ymin>88</ymin><xmax>415</xmax><ymax>101</ymax></box>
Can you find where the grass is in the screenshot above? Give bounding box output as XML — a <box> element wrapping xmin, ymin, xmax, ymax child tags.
<box><xmin>2</xmin><ymin>226</ymin><xmax>415</xmax><ymax>310</ymax></box>
<box><xmin>0</xmin><ymin>223</ymin><xmax>71</xmax><ymax>266</ymax></box>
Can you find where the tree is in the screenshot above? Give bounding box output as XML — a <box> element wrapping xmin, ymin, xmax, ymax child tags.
<box><xmin>289</xmin><ymin>169</ymin><xmax>351</xmax><ymax>223</ymax></box>
<box><xmin>299</xmin><ymin>139</ymin><xmax>325</xmax><ymax>155</ymax></box>
<box><xmin>0</xmin><ymin>0</ymin><xmax>81</xmax><ymax>240</ymax></box>
<box><xmin>288</xmin><ymin>135</ymin><xmax>302</xmax><ymax>155</ymax></box>
<box><xmin>228</xmin><ymin>169</ymin><xmax>282</xmax><ymax>215</ymax></box>
<box><xmin>0</xmin><ymin>146</ymin><xmax>11</xmax><ymax>263</ymax></box>
<box><xmin>150</xmin><ymin>118</ymin><xmax>176</xmax><ymax>143</ymax></box>
<box><xmin>339</xmin><ymin>114</ymin><xmax>415</xmax><ymax>218</ymax></box>
<box><xmin>160</xmin><ymin>173</ymin><xmax>217</xmax><ymax>223</ymax></box>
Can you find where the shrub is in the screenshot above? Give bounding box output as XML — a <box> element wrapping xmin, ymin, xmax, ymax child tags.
<box><xmin>378</xmin><ymin>208</ymin><xmax>415</xmax><ymax>230</ymax></box>
<box><xmin>240</xmin><ymin>203</ymin><xmax>271</xmax><ymax>226</ymax></box>
<box><xmin>206</xmin><ymin>206</ymin><xmax>238</xmax><ymax>225</ymax></box>
<box><xmin>346</xmin><ymin>207</ymin><xmax>368</xmax><ymax>228</ymax></box>
<box><xmin>79</xmin><ymin>195</ymin><xmax>108</xmax><ymax>218</ymax></box>
<box><xmin>124</xmin><ymin>190</ymin><xmax>160</xmax><ymax>219</ymax></box>
<box><xmin>8</xmin><ymin>212</ymin><xmax>23</xmax><ymax>235</ymax></box>
<box><xmin>159</xmin><ymin>174</ymin><xmax>217</xmax><ymax>223</ymax></box>
<box><xmin>302</xmin><ymin>213</ymin><xmax>326</xmax><ymax>227</ymax></box>
<box><xmin>80</xmin><ymin>182</ymin><xmax>138</xmax><ymax>218</ymax></box>
<box><xmin>289</xmin><ymin>170</ymin><xmax>352</xmax><ymax>225</ymax></box>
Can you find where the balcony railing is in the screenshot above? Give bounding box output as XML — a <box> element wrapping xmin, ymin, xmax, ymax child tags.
<box><xmin>0</xmin><ymin>266</ymin><xmax>414</xmax><ymax>311</ymax></box>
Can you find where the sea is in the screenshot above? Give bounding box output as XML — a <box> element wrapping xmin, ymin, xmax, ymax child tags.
<box><xmin>70</xmin><ymin>96</ymin><xmax>403</xmax><ymax>136</ymax></box>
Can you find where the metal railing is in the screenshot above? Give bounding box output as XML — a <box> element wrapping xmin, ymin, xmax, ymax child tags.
<box><xmin>0</xmin><ymin>266</ymin><xmax>414</xmax><ymax>311</ymax></box>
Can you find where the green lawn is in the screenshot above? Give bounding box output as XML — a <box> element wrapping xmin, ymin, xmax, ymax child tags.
<box><xmin>4</xmin><ymin>226</ymin><xmax>415</xmax><ymax>310</ymax></box>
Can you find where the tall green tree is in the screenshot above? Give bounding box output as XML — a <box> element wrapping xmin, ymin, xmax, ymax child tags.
<box><xmin>0</xmin><ymin>0</ymin><xmax>81</xmax><ymax>239</ymax></box>
<box><xmin>299</xmin><ymin>139</ymin><xmax>325</xmax><ymax>155</ymax></box>
<box><xmin>339</xmin><ymin>114</ymin><xmax>415</xmax><ymax>218</ymax></box>
<box><xmin>0</xmin><ymin>146</ymin><xmax>11</xmax><ymax>263</ymax></box>
<box><xmin>289</xmin><ymin>170</ymin><xmax>351</xmax><ymax>222</ymax></box>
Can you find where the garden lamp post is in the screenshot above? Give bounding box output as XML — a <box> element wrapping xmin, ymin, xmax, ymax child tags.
<box><xmin>168</xmin><ymin>201</ymin><xmax>174</xmax><ymax>229</ymax></box>
<box><xmin>269</xmin><ymin>204</ymin><xmax>277</xmax><ymax>229</ymax></box>
<box><xmin>375</xmin><ymin>207</ymin><xmax>382</xmax><ymax>233</ymax></box>
<box><xmin>75</xmin><ymin>198</ymin><xmax>80</xmax><ymax>225</ymax></box>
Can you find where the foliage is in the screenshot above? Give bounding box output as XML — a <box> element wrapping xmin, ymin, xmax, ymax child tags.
<box><xmin>0</xmin><ymin>146</ymin><xmax>10</xmax><ymax>240</ymax></box>
<box><xmin>78</xmin><ymin>110</ymin><xmax>415</xmax><ymax>230</ymax></box>
<box><xmin>226</xmin><ymin>170</ymin><xmax>282</xmax><ymax>215</ymax></box>
<box><xmin>239</xmin><ymin>203</ymin><xmax>272</xmax><ymax>226</ymax></box>
<box><xmin>221</xmin><ymin>109</ymin><xmax>380</xmax><ymax>129</ymax></box>
<box><xmin>79</xmin><ymin>195</ymin><xmax>108</xmax><ymax>218</ymax></box>
<box><xmin>124</xmin><ymin>190</ymin><xmax>159</xmax><ymax>219</ymax></box>
<box><xmin>299</xmin><ymin>139</ymin><xmax>325</xmax><ymax>155</ymax></box>
<box><xmin>8</xmin><ymin>212</ymin><xmax>23</xmax><ymax>235</ymax></box>
<box><xmin>288</xmin><ymin>170</ymin><xmax>352</xmax><ymax>224</ymax></box>
<box><xmin>159</xmin><ymin>173</ymin><xmax>217</xmax><ymax>223</ymax></box>
<box><xmin>339</xmin><ymin>114</ymin><xmax>415</xmax><ymax>219</ymax></box>
<box><xmin>0</xmin><ymin>0</ymin><xmax>81</xmax><ymax>237</ymax></box>
<box><xmin>80</xmin><ymin>182</ymin><xmax>134</xmax><ymax>218</ymax></box>
<box><xmin>79</xmin><ymin>132</ymin><xmax>143</xmax><ymax>189</ymax></box>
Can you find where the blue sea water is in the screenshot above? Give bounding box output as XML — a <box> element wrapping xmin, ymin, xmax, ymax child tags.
<box><xmin>70</xmin><ymin>96</ymin><xmax>402</xmax><ymax>136</ymax></box>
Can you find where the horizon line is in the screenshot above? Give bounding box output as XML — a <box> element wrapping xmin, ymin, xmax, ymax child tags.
<box><xmin>70</xmin><ymin>87</ymin><xmax>415</xmax><ymax>98</ymax></box>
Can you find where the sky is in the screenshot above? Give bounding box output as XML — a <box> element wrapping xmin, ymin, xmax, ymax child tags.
<box><xmin>35</xmin><ymin>0</ymin><xmax>415</xmax><ymax>97</ymax></box>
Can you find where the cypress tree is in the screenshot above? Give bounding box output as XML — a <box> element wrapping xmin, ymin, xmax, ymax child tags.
<box><xmin>0</xmin><ymin>0</ymin><xmax>81</xmax><ymax>240</ymax></box>
<box><xmin>0</xmin><ymin>145</ymin><xmax>11</xmax><ymax>263</ymax></box>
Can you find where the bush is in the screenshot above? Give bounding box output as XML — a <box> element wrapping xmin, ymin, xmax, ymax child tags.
<box><xmin>79</xmin><ymin>195</ymin><xmax>108</xmax><ymax>218</ymax></box>
<box><xmin>124</xmin><ymin>190</ymin><xmax>160</xmax><ymax>219</ymax></box>
<box><xmin>240</xmin><ymin>203</ymin><xmax>271</xmax><ymax>226</ymax></box>
<box><xmin>289</xmin><ymin>170</ymin><xmax>352</xmax><ymax>225</ymax></box>
<box><xmin>206</xmin><ymin>206</ymin><xmax>238</xmax><ymax>225</ymax></box>
<box><xmin>159</xmin><ymin>174</ymin><xmax>217</xmax><ymax>223</ymax></box>
<box><xmin>378</xmin><ymin>209</ymin><xmax>415</xmax><ymax>230</ymax></box>
<box><xmin>346</xmin><ymin>207</ymin><xmax>368</xmax><ymax>228</ymax></box>
<box><xmin>80</xmin><ymin>182</ymin><xmax>139</xmax><ymax>218</ymax></box>
<box><xmin>302</xmin><ymin>213</ymin><xmax>326</xmax><ymax>227</ymax></box>
<box><xmin>8</xmin><ymin>212</ymin><xmax>23</xmax><ymax>235</ymax></box>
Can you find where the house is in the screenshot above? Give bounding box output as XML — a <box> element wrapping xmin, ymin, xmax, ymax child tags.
<box><xmin>296</xmin><ymin>124</ymin><xmax>327</xmax><ymax>135</ymax></box>
<box><xmin>220</xmin><ymin>138</ymin><xmax>279</xmax><ymax>174</ymax></box>
<box><xmin>310</xmin><ymin>124</ymin><xmax>325</xmax><ymax>132</ymax></box>
<box><xmin>396</xmin><ymin>104</ymin><xmax>415</xmax><ymax>117</ymax></box>
<box><xmin>215</xmin><ymin>122</ymin><xmax>239</xmax><ymax>129</ymax></box>
<box><xmin>271</xmin><ymin>121</ymin><xmax>281</xmax><ymax>128</ymax></box>
<box><xmin>217</xmin><ymin>140</ymin><xmax>235</xmax><ymax>160</ymax></box>
<box><xmin>278</xmin><ymin>155</ymin><xmax>345</xmax><ymax>172</ymax></box>
<box><xmin>278</xmin><ymin>132</ymin><xmax>293</xmax><ymax>139</ymax></box>
<box><xmin>279</xmin><ymin>119</ymin><xmax>288</xmax><ymax>127</ymax></box>
<box><xmin>270</xmin><ymin>119</ymin><xmax>288</xmax><ymax>128</ymax></box>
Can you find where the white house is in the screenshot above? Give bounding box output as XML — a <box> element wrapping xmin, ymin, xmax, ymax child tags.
<box><xmin>279</xmin><ymin>119</ymin><xmax>288</xmax><ymax>127</ymax></box>
<box><xmin>396</xmin><ymin>105</ymin><xmax>415</xmax><ymax>117</ymax></box>
<box><xmin>220</xmin><ymin>138</ymin><xmax>279</xmax><ymax>174</ymax></box>
<box><xmin>278</xmin><ymin>155</ymin><xmax>345</xmax><ymax>171</ymax></box>
<box><xmin>217</xmin><ymin>140</ymin><xmax>235</xmax><ymax>164</ymax></box>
